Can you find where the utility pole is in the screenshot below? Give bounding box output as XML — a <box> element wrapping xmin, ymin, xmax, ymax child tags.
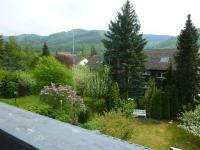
<box><xmin>72</xmin><ymin>29</ymin><xmax>74</xmax><ymax>55</ymax></box>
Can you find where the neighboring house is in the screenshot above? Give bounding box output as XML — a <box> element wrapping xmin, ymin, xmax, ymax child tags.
<box><xmin>87</xmin><ymin>49</ymin><xmax>177</xmax><ymax>79</ymax></box>
<box><xmin>144</xmin><ymin>49</ymin><xmax>177</xmax><ymax>78</ymax></box>
<box><xmin>79</xmin><ymin>58</ymin><xmax>88</xmax><ymax>66</ymax></box>
<box><xmin>55</xmin><ymin>53</ymin><xmax>88</xmax><ymax>67</ymax></box>
<box><xmin>86</xmin><ymin>55</ymin><xmax>104</xmax><ymax>68</ymax></box>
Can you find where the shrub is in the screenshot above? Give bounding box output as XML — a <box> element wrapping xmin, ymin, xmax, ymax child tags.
<box><xmin>0</xmin><ymin>70</ymin><xmax>35</xmax><ymax>98</ymax></box>
<box><xmin>143</xmin><ymin>79</ymin><xmax>157</xmax><ymax>112</ymax></box>
<box><xmin>179</xmin><ymin>105</ymin><xmax>200</xmax><ymax>137</ymax></box>
<box><xmin>40</xmin><ymin>83</ymin><xmax>85</xmax><ymax>124</ymax></box>
<box><xmin>78</xmin><ymin>109</ymin><xmax>91</xmax><ymax>124</ymax></box>
<box><xmin>98</xmin><ymin>110</ymin><xmax>134</xmax><ymax>140</ymax></box>
<box><xmin>121</xmin><ymin>100</ymin><xmax>137</xmax><ymax>117</ymax></box>
<box><xmin>106</xmin><ymin>82</ymin><xmax>122</xmax><ymax>111</ymax></box>
<box><xmin>72</xmin><ymin>65</ymin><xmax>111</xmax><ymax>98</ymax></box>
<box><xmin>84</xmin><ymin>97</ymin><xmax>106</xmax><ymax>114</ymax></box>
<box><xmin>33</xmin><ymin>57</ymin><xmax>74</xmax><ymax>92</ymax></box>
<box><xmin>80</xmin><ymin>117</ymin><xmax>99</xmax><ymax>130</ymax></box>
<box><xmin>151</xmin><ymin>89</ymin><xmax>163</xmax><ymax>119</ymax></box>
<box><xmin>23</xmin><ymin>105</ymin><xmax>71</xmax><ymax>122</ymax></box>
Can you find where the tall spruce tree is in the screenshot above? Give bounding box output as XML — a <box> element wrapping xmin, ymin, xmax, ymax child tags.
<box><xmin>42</xmin><ymin>42</ymin><xmax>50</xmax><ymax>56</ymax></box>
<box><xmin>103</xmin><ymin>0</ymin><xmax>146</xmax><ymax>98</ymax></box>
<box><xmin>175</xmin><ymin>14</ymin><xmax>199</xmax><ymax>109</ymax></box>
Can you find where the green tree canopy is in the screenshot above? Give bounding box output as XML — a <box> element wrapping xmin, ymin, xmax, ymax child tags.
<box><xmin>103</xmin><ymin>0</ymin><xmax>146</xmax><ymax>98</ymax></box>
<box><xmin>42</xmin><ymin>42</ymin><xmax>50</xmax><ymax>56</ymax></box>
<box><xmin>175</xmin><ymin>14</ymin><xmax>200</xmax><ymax>109</ymax></box>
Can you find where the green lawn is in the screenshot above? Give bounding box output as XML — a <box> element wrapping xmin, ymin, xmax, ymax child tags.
<box><xmin>0</xmin><ymin>95</ymin><xmax>41</xmax><ymax>108</ymax></box>
<box><xmin>131</xmin><ymin>119</ymin><xmax>200</xmax><ymax>150</ymax></box>
<box><xmin>1</xmin><ymin>96</ymin><xmax>200</xmax><ymax>150</ymax></box>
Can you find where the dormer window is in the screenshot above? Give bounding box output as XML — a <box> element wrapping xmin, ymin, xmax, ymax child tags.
<box><xmin>160</xmin><ymin>57</ymin><xmax>169</xmax><ymax>63</ymax></box>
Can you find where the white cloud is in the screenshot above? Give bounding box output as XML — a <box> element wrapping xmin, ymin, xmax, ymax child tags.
<box><xmin>0</xmin><ymin>0</ymin><xmax>200</xmax><ymax>36</ymax></box>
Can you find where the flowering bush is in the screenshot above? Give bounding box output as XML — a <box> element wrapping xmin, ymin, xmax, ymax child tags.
<box><xmin>40</xmin><ymin>83</ymin><xmax>85</xmax><ymax>124</ymax></box>
<box><xmin>179</xmin><ymin>105</ymin><xmax>200</xmax><ymax>137</ymax></box>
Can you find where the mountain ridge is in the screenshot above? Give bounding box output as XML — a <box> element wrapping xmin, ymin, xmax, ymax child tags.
<box><xmin>4</xmin><ymin>29</ymin><xmax>179</xmax><ymax>52</ymax></box>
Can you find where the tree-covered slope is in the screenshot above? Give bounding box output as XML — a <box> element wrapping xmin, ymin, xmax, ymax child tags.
<box><xmin>6</xmin><ymin>29</ymin><xmax>200</xmax><ymax>52</ymax></box>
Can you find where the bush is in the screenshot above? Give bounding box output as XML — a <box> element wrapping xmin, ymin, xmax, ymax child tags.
<box><xmin>72</xmin><ymin>65</ymin><xmax>111</xmax><ymax>98</ymax></box>
<box><xmin>40</xmin><ymin>83</ymin><xmax>85</xmax><ymax>124</ymax></box>
<box><xmin>179</xmin><ymin>105</ymin><xmax>200</xmax><ymax>137</ymax></box>
<box><xmin>106</xmin><ymin>82</ymin><xmax>122</xmax><ymax>111</ymax></box>
<box><xmin>121</xmin><ymin>100</ymin><xmax>137</xmax><ymax>117</ymax></box>
<box><xmin>84</xmin><ymin>97</ymin><xmax>106</xmax><ymax>114</ymax></box>
<box><xmin>143</xmin><ymin>79</ymin><xmax>157</xmax><ymax>112</ymax></box>
<box><xmin>80</xmin><ymin>117</ymin><xmax>99</xmax><ymax>130</ymax></box>
<box><xmin>151</xmin><ymin>89</ymin><xmax>163</xmax><ymax>119</ymax></box>
<box><xmin>23</xmin><ymin>105</ymin><xmax>71</xmax><ymax>122</ymax></box>
<box><xmin>78</xmin><ymin>109</ymin><xmax>91</xmax><ymax>124</ymax></box>
<box><xmin>33</xmin><ymin>57</ymin><xmax>74</xmax><ymax>92</ymax></box>
<box><xmin>98</xmin><ymin>110</ymin><xmax>134</xmax><ymax>140</ymax></box>
<box><xmin>0</xmin><ymin>70</ymin><xmax>35</xmax><ymax>98</ymax></box>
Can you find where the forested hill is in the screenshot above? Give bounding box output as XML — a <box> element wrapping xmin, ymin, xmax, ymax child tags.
<box><xmin>4</xmin><ymin>28</ymin><xmax>199</xmax><ymax>52</ymax></box>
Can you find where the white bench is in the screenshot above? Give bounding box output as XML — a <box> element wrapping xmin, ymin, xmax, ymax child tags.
<box><xmin>133</xmin><ymin>109</ymin><xmax>147</xmax><ymax>118</ymax></box>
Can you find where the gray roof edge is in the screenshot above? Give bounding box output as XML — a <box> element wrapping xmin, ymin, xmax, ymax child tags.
<box><xmin>0</xmin><ymin>102</ymin><xmax>151</xmax><ymax>150</ymax></box>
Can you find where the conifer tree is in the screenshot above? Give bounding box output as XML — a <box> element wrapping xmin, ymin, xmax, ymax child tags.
<box><xmin>103</xmin><ymin>0</ymin><xmax>146</xmax><ymax>98</ymax></box>
<box><xmin>42</xmin><ymin>42</ymin><xmax>50</xmax><ymax>56</ymax></box>
<box><xmin>175</xmin><ymin>14</ymin><xmax>199</xmax><ymax>109</ymax></box>
<box><xmin>90</xmin><ymin>46</ymin><xmax>97</xmax><ymax>56</ymax></box>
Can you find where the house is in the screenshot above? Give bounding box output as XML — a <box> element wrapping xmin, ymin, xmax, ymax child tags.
<box><xmin>86</xmin><ymin>55</ymin><xmax>104</xmax><ymax>68</ymax></box>
<box><xmin>55</xmin><ymin>53</ymin><xmax>88</xmax><ymax>67</ymax></box>
<box><xmin>144</xmin><ymin>49</ymin><xmax>177</xmax><ymax>78</ymax></box>
<box><xmin>87</xmin><ymin>49</ymin><xmax>177</xmax><ymax>81</ymax></box>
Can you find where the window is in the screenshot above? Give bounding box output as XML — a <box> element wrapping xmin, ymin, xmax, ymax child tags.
<box><xmin>160</xmin><ymin>57</ymin><xmax>169</xmax><ymax>63</ymax></box>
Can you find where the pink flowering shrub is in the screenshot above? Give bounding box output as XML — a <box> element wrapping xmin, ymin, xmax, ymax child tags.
<box><xmin>40</xmin><ymin>83</ymin><xmax>85</xmax><ymax>123</ymax></box>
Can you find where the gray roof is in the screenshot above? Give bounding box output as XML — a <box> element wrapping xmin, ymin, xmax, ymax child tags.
<box><xmin>0</xmin><ymin>102</ymin><xmax>150</xmax><ymax>150</ymax></box>
<box><xmin>86</xmin><ymin>55</ymin><xmax>104</xmax><ymax>68</ymax></box>
<box><xmin>87</xmin><ymin>49</ymin><xmax>177</xmax><ymax>70</ymax></box>
<box><xmin>144</xmin><ymin>49</ymin><xmax>177</xmax><ymax>70</ymax></box>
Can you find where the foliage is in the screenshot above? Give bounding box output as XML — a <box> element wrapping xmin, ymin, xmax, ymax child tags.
<box><xmin>0</xmin><ymin>70</ymin><xmax>36</xmax><ymax>98</ymax></box>
<box><xmin>0</xmin><ymin>36</ymin><xmax>23</xmax><ymax>70</ymax></box>
<box><xmin>1</xmin><ymin>95</ymin><xmax>200</xmax><ymax>150</ymax></box>
<box><xmin>0</xmin><ymin>36</ymin><xmax>39</xmax><ymax>71</ymax></box>
<box><xmin>78</xmin><ymin>109</ymin><xmax>91</xmax><ymax>124</ymax></box>
<box><xmin>143</xmin><ymin>79</ymin><xmax>157</xmax><ymax>113</ymax></box>
<box><xmin>40</xmin><ymin>83</ymin><xmax>85</xmax><ymax>123</ymax></box>
<box><xmin>72</xmin><ymin>65</ymin><xmax>111</xmax><ymax>98</ymax></box>
<box><xmin>55</xmin><ymin>53</ymin><xmax>74</xmax><ymax>68</ymax></box>
<box><xmin>121</xmin><ymin>100</ymin><xmax>137</xmax><ymax>117</ymax></box>
<box><xmin>23</xmin><ymin>105</ymin><xmax>71</xmax><ymax>122</ymax></box>
<box><xmin>175</xmin><ymin>14</ymin><xmax>200</xmax><ymax>108</ymax></box>
<box><xmin>103</xmin><ymin>0</ymin><xmax>146</xmax><ymax>98</ymax></box>
<box><xmin>84</xmin><ymin>97</ymin><xmax>106</xmax><ymax>114</ymax></box>
<box><xmin>151</xmin><ymin>89</ymin><xmax>163</xmax><ymax>119</ymax></box>
<box><xmin>179</xmin><ymin>105</ymin><xmax>200</xmax><ymax>137</ymax></box>
<box><xmin>98</xmin><ymin>110</ymin><xmax>134</xmax><ymax>140</ymax></box>
<box><xmin>42</xmin><ymin>42</ymin><xmax>50</xmax><ymax>56</ymax></box>
<box><xmin>106</xmin><ymin>82</ymin><xmax>121</xmax><ymax>110</ymax></box>
<box><xmin>33</xmin><ymin>56</ymin><xmax>74</xmax><ymax>91</ymax></box>
<box><xmin>90</xmin><ymin>45</ymin><xmax>98</xmax><ymax>56</ymax></box>
<box><xmin>80</xmin><ymin>117</ymin><xmax>99</xmax><ymax>130</ymax></box>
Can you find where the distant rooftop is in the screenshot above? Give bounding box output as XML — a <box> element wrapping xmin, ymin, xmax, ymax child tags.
<box><xmin>87</xmin><ymin>49</ymin><xmax>177</xmax><ymax>70</ymax></box>
<box><xmin>0</xmin><ymin>102</ymin><xmax>150</xmax><ymax>150</ymax></box>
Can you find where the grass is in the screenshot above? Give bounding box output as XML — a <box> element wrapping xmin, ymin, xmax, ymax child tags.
<box><xmin>0</xmin><ymin>96</ymin><xmax>200</xmax><ymax>150</ymax></box>
<box><xmin>131</xmin><ymin>119</ymin><xmax>200</xmax><ymax>150</ymax></box>
<box><xmin>0</xmin><ymin>95</ymin><xmax>41</xmax><ymax>108</ymax></box>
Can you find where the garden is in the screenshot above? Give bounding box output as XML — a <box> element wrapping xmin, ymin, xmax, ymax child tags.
<box><xmin>1</xmin><ymin>1</ymin><xmax>200</xmax><ymax>150</ymax></box>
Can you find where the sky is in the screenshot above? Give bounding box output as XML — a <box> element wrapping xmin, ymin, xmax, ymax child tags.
<box><xmin>1</xmin><ymin>0</ymin><xmax>200</xmax><ymax>36</ymax></box>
